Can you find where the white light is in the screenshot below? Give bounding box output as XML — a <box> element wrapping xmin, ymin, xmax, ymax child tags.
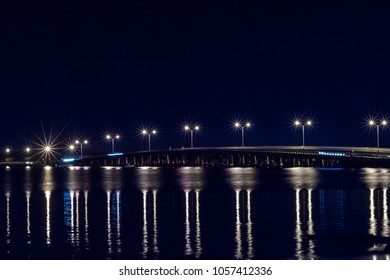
<box><xmin>106</xmin><ymin>134</ymin><xmax>111</xmax><ymax>140</ymax></box>
<box><xmin>5</xmin><ymin>148</ymin><xmax>10</xmax><ymax>153</ymax></box>
<box><xmin>26</xmin><ymin>147</ymin><xmax>31</xmax><ymax>153</ymax></box>
<box><xmin>246</xmin><ymin>122</ymin><xmax>251</xmax><ymax>127</ymax></box>
<box><xmin>369</xmin><ymin>120</ymin><xmax>375</xmax><ymax>126</ymax></box>
<box><xmin>84</xmin><ymin>140</ymin><xmax>88</xmax><ymax>144</ymax></box>
<box><xmin>195</xmin><ymin>126</ymin><xmax>200</xmax><ymax>131</ymax></box>
<box><xmin>69</xmin><ymin>145</ymin><xmax>75</xmax><ymax>150</ymax></box>
<box><xmin>184</xmin><ymin>125</ymin><xmax>190</xmax><ymax>131</ymax></box>
<box><xmin>75</xmin><ymin>140</ymin><xmax>80</xmax><ymax>144</ymax></box>
<box><xmin>235</xmin><ymin>122</ymin><xmax>240</xmax><ymax>128</ymax></box>
<box><xmin>142</xmin><ymin>130</ymin><xmax>147</xmax><ymax>135</ymax></box>
<box><xmin>307</xmin><ymin>120</ymin><xmax>312</xmax><ymax>126</ymax></box>
<box><xmin>44</xmin><ymin>146</ymin><xmax>51</xmax><ymax>152</ymax></box>
<box><xmin>152</xmin><ymin>130</ymin><xmax>157</xmax><ymax>134</ymax></box>
<box><xmin>382</xmin><ymin>120</ymin><xmax>387</xmax><ymax>126</ymax></box>
<box><xmin>295</xmin><ymin>120</ymin><xmax>300</xmax><ymax>126</ymax></box>
<box><xmin>44</xmin><ymin>166</ymin><xmax>52</xmax><ymax>170</ymax></box>
<box><xmin>115</xmin><ymin>135</ymin><xmax>120</xmax><ymax>139</ymax></box>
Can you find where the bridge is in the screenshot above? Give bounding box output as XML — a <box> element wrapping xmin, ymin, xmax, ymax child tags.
<box><xmin>61</xmin><ymin>146</ymin><xmax>390</xmax><ymax>168</ymax></box>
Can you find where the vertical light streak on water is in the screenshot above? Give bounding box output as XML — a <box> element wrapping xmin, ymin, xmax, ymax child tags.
<box><xmin>84</xmin><ymin>191</ymin><xmax>89</xmax><ymax>250</ymax></box>
<box><xmin>246</xmin><ymin>189</ymin><xmax>254</xmax><ymax>259</ymax></box>
<box><xmin>386</xmin><ymin>255</ymin><xmax>390</xmax><ymax>260</ymax></box>
<box><xmin>142</xmin><ymin>190</ymin><xmax>148</xmax><ymax>259</ymax></box>
<box><xmin>70</xmin><ymin>191</ymin><xmax>75</xmax><ymax>246</ymax></box>
<box><xmin>295</xmin><ymin>189</ymin><xmax>303</xmax><ymax>260</ymax></box>
<box><xmin>184</xmin><ymin>190</ymin><xmax>193</xmax><ymax>256</ymax></box>
<box><xmin>116</xmin><ymin>190</ymin><xmax>122</xmax><ymax>255</ymax></box>
<box><xmin>369</xmin><ymin>188</ymin><xmax>377</xmax><ymax>236</ymax></box>
<box><xmin>5</xmin><ymin>192</ymin><xmax>11</xmax><ymax>252</ymax></box>
<box><xmin>24</xmin><ymin>168</ymin><xmax>32</xmax><ymax>247</ymax></box>
<box><xmin>152</xmin><ymin>190</ymin><xmax>159</xmax><ymax>257</ymax></box>
<box><xmin>195</xmin><ymin>190</ymin><xmax>202</xmax><ymax>259</ymax></box>
<box><xmin>307</xmin><ymin>189</ymin><xmax>316</xmax><ymax>259</ymax></box>
<box><xmin>382</xmin><ymin>188</ymin><xmax>389</xmax><ymax>237</ymax></box>
<box><xmin>45</xmin><ymin>191</ymin><xmax>51</xmax><ymax>246</ymax></box>
<box><xmin>75</xmin><ymin>191</ymin><xmax>80</xmax><ymax>248</ymax></box>
<box><xmin>234</xmin><ymin>190</ymin><xmax>243</xmax><ymax>260</ymax></box>
<box><xmin>106</xmin><ymin>190</ymin><xmax>112</xmax><ymax>258</ymax></box>
<box><xmin>26</xmin><ymin>191</ymin><xmax>31</xmax><ymax>244</ymax></box>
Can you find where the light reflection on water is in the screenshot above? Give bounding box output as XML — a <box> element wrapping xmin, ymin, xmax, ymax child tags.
<box><xmin>141</xmin><ymin>190</ymin><xmax>148</xmax><ymax>259</ymax></box>
<box><xmin>226</xmin><ymin>168</ymin><xmax>255</xmax><ymax>260</ymax></box>
<box><xmin>84</xmin><ymin>190</ymin><xmax>89</xmax><ymax>250</ymax></box>
<box><xmin>140</xmin><ymin>189</ymin><xmax>159</xmax><ymax>259</ymax></box>
<box><xmin>5</xmin><ymin>191</ymin><xmax>11</xmax><ymax>253</ymax></box>
<box><xmin>288</xmin><ymin>168</ymin><xmax>318</xmax><ymax>259</ymax></box>
<box><xmin>178</xmin><ymin>168</ymin><xmax>204</xmax><ymax>259</ymax></box>
<box><xmin>0</xmin><ymin>166</ymin><xmax>390</xmax><ymax>259</ymax></box>
<box><xmin>42</xmin><ymin>167</ymin><xmax>55</xmax><ymax>247</ymax></box>
<box><xmin>137</xmin><ymin>168</ymin><xmax>161</xmax><ymax>259</ymax></box>
<box><xmin>363</xmin><ymin>168</ymin><xmax>390</xmax><ymax>239</ymax></box>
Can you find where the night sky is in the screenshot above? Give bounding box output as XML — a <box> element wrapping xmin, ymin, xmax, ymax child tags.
<box><xmin>1</xmin><ymin>1</ymin><xmax>390</xmax><ymax>152</ymax></box>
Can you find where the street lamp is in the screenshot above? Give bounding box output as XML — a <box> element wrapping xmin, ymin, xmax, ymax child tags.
<box><xmin>106</xmin><ymin>134</ymin><xmax>120</xmax><ymax>153</ymax></box>
<box><xmin>234</xmin><ymin>121</ymin><xmax>251</xmax><ymax>147</ymax></box>
<box><xmin>142</xmin><ymin>129</ymin><xmax>157</xmax><ymax>151</ymax></box>
<box><xmin>184</xmin><ymin>125</ymin><xmax>200</xmax><ymax>148</ymax></box>
<box><xmin>369</xmin><ymin>119</ymin><xmax>387</xmax><ymax>149</ymax></box>
<box><xmin>294</xmin><ymin>120</ymin><xmax>312</xmax><ymax>148</ymax></box>
<box><xmin>25</xmin><ymin>147</ymin><xmax>31</xmax><ymax>159</ymax></box>
<box><xmin>75</xmin><ymin>139</ymin><xmax>88</xmax><ymax>157</ymax></box>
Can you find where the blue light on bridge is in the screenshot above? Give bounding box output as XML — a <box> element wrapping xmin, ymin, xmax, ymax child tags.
<box><xmin>25</xmin><ymin>161</ymin><xmax>34</xmax><ymax>165</ymax></box>
<box><xmin>108</xmin><ymin>153</ymin><xmax>124</xmax><ymax>157</ymax></box>
<box><xmin>318</xmin><ymin>151</ymin><xmax>345</xmax><ymax>157</ymax></box>
<box><xmin>63</xmin><ymin>158</ymin><xmax>76</xmax><ymax>163</ymax></box>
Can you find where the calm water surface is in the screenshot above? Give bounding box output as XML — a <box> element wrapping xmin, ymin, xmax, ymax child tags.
<box><xmin>0</xmin><ymin>166</ymin><xmax>389</xmax><ymax>260</ymax></box>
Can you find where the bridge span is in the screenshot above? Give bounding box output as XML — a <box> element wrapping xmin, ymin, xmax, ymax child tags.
<box><xmin>64</xmin><ymin>146</ymin><xmax>390</xmax><ymax>168</ymax></box>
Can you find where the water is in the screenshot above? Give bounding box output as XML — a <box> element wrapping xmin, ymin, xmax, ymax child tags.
<box><xmin>0</xmin><ymin>166</ymin><xmax>389</xmax><ymax>260</ymax></box>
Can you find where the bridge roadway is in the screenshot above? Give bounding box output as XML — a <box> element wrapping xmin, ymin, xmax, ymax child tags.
<box><xmin>66</xmin><ymin>146</ymin><xmax>390</xmax><ymax>168</ymax></box>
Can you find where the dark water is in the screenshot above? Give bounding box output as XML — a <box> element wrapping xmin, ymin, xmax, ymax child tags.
<box><xmin>0</xmin><ymin>166</ymin><xmax>389</xmax><ymax>260</ymax></box>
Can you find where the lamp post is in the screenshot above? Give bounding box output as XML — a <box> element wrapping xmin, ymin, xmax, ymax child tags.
<box><xmin>294</xmin><ymin>120</ymin><xmax>312</xmax><ymax>148</ymax></box>
<box><xmin>75</xmin><ymin>140</ymin><xmax>88</xmax><ymax>157</ymax></box>
<box><xmin>234</xmin><ymin>121</ymin><xmax>251</xmax><ymax>147</ymax></box>
<box><xmin>25</xmin><ymin>147</ymin><xmax>32</xmax><ymax>161</ymax></box>
<box><xmin>43</xmin><ymin>145</ymin><xmax>52</xmax><ymax>165</ymax></box>
<box><xmin>106</xmin><ymin>134</ymin><xmax>120</xmax><ymax>153</ymax></box>
<box><xmin>184</xmin><ymin>125</ymin><xmax>200</xmax><ymax>148</ymax></box>
<box><xmin>5</xmin><ymin>148</ymin><xmax>11</xmax><ymax>161</ymax></box>
<box><xmin>369</xmin><ymin>119</ymin><xmax>387</xmax><ymax>149</ymax></box>
<box><xmin>142</xmin><ymin>130</ymin><xmax>157</xmax><ymax>151</ymax></box>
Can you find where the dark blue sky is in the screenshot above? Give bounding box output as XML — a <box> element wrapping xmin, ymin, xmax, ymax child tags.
<box><xmin>1</xmin><ymin>1</ymin><xmax>390</xmax><ymax>152</ymax></box>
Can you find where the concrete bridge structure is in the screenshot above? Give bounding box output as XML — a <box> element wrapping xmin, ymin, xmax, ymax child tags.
<box><xmin>61</xmin><ymin>146</ymin><xmax>390</xmax><ymax>168</ymax></box>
